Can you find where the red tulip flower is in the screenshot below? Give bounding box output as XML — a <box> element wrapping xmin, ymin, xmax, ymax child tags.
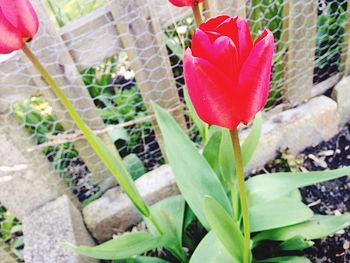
<box><xmin>168</xmin><ymin>0</ymin><xmax>204</xmax><ymax>7</ymax></box>
<box><xmin>0</xmin><ymin>0</ymin><xmax>39</xmax><ymax>54</ymax></box>
<box><xmin>184</xmin><ymin>16</ymin><xmax>274</xmax><ymax>130</ymax></box>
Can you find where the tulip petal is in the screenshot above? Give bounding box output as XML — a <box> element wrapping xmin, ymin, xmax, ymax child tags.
<box><xmin>0</xmin><ymin>7</ymin><xmax>22</xmax><ymax>54</ymax></box>
<box><xmin>215</xmin><ymin>17</ymin><xmax>239</xmax><ymax>48</ymax></box>
<box><xmin>192</xmin><ymin>30</ymin><xmax>239</xmax><ymax>80</ymax></box>
<box><xmin>210</xmin><ymin>36</ymin><xmax>239</xmax><ymax>81</ymax></box>
<box><xmin>168</xmin><ymin>0</ymin><xmax>203</xmax><ymax>7</ymax></box>
<box><xmin>0</xmin><ymin>0</ymin><xmax>38</xmax><ymax>38</ymax></box>
<box><xmin>236</xmin><ymin>17</ymin><xmax>253</xmax><ymax>64</ymax></box>
<box><xmin>237</xmin><ymin>29</ymin><xmax>274</xmax><ymax>124</ymax></box>
<box><xmin>200</xmin><ymin>15</ymin><xmax>230</xmax><ymax>32</ymax></box>
<box><xmin>192</xmin><ymin>29</ymin><xmax>213</xmax><ymax>58</ymax></box>
<box><xmin>184</xmin><ymin>48</ymin><xmax>241</xmax><ymax>130</ymax></box>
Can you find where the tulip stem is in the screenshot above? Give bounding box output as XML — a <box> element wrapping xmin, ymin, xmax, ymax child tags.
<box><xmin>230</xmin><ymin>129</ymin><xmax>251</xmax><ymax>263</ymax></box>
<box><xmin>192</xmin><ymin>2</ymin><xmax>202</xmax><ymax>26</ymax></box>
<box><xmin>21</xmin><ymin>43</ymin><xmax>164</xmax><ymax>237</ymax></box>
<box><xmin>203</xmin><ymin>1</ymin><xmax>210</xmax><ymax>20</ymax></box>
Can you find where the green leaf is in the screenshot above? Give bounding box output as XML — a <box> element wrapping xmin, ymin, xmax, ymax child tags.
<box><xmin>123</xmin><ymin>154</ymin><xmax>145</xmax><ymax>180</ymax></box>
<box><xmin>242</xmin><ymin>112</ymin><xmax>262</xmax><ymax>166</ymax></box>
<box><xmin>250</xmin><ymin>198</ymin><xmax>313</xmax><ymax>232</ymax></box>
<box><xmin>279</xmin><ymin>236</ymin><xmax>314</xmax><ymax>251</ymax></box>
<box><xmin>113</xmin><ymin>256</ymin><xmax>170</xmax><ymax>263</ymax></box>
<box><xmin>183</xmin><ymin>86</ymin><xmax>208</xmax><ymax>143</ymax></box>
<box><xmin>144</xmin><ymin>196</ymin><xmax>186</xmax><ymax>262</ymax></box>
<box><xmin>42</xmin><ymin>63</ymin><xmax>150</xmax><ymax>217</ymax></box>
<box><xmin>253</xmin><ymin>214</ymin><xmax>350</xmax><ymax>242</ymax></box>
<box><xmin>190</xmin><ymin>231</ymin><xmax>236</xmax><ymax>263</ymax></box>
<box><xmin>63</xmin><ymin>231</ymin><xmax>162</xmax><ymax>260</ymax></box>
<box><xmin>113</xmin><ymin>257</ymin><xmax>169</xmax><ymax>263</ymax></box>
<box><xmin>219</xmin><ymin>128</ymin><xmax>235</xmax><ymax>183</ymax></box>
<box><xmin>84</xmin><ymin>124</ymin><xmax>150</xmax><ymax>216</ymax></box>
<box><xmin>204</xmin><ymin>196</ymin><xmax>244</xmax><ymax>262</ymax></box>
<box><xmin>203</xmin><ymin>130</ymin><xmax>223</xmax><ymax>183</ymax></box>
<box><xmin>108</xmin><ymin>126</ymin><xmax>129</xmax><ymax>143</ymax></box>
<box><xmin>246</xmin><ymin>167</ymin><xmax>350</xmax><ymax>207</ymax></box>
<box><xmin>153</xmin><ymin>103</ymin><xmax>232</xmax><ymax>229</ymax></box>
<box><xmin>164</xmin><ymin>33</ymin><xmax>185</xmax><ymax>59</ymax></box>
<box><xmin>255</xmin><ymin>256</ymin><xmax>311</xmax><ymax>263</ymax></box>
<box><xmin>183</xmin><ymin>204</ymin><xmax>196</xmax><ymax>231</ymax></box>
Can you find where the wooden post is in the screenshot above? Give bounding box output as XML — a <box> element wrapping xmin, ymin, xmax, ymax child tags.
<box><xmin>24</xmin><ymin>0</ymin><xmax>118</xmax><ymax>190</ymax></box>
<box><xmin>109</xmin><ymin>0</ymin><xmax>187</xmax><ymax>156</ymax></box>
<box><xmin>339</xmin><ymin>0</ymin><xmax>350</xmax><ymax>78</ymax></box>
<box><xmin>283</xmin><ymin>0</ymin><xmax>317</xmax><ymax>106</ymax></box>
<box><xmin>208</xmin><ymin>0</ymin><xmax>246</xmax><ymax>18</ymax></box>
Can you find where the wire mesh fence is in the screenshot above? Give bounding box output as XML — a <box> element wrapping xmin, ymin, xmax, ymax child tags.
<box><xmin>0</xmin><ymin>0</ymin><xmax>349</xmax><ymax>261</ymax></box>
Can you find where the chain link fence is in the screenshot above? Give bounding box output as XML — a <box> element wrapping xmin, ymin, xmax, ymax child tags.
<box><xmin>0</xmin><ymin>0</ymin><xmax>349</xmax><ymax>261</ymax></box>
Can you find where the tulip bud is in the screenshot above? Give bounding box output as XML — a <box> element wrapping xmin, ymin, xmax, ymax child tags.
<box><xmin>0</xmin><ymin>0</ymin><xmax>39</xmax><ymax>54</ymax></box>
<box><xmin>184</xmin><ymin>15</ymin><xmax>274</xmax><ymax>130</ymax></box>
<box><xmin>168</xmin><ymin>0</ymin><xmax>204</xmax><ymax>7</ymax></box>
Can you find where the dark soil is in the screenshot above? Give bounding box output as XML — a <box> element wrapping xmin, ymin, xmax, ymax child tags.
<box><xmin>254</xmin><ymin>123</ymin><xmax>350</xmax><ymax>262</ymax></box>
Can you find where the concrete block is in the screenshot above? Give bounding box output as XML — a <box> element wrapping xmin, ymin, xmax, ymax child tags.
<box><xmin>83</xmin><ymin>165</ymin><xmax>179</xmax><ymax>241</ymax></box>
<box><xmin>332</xmin><ymin>76</ymin><xmax>350</xmax><ymax>127</ymax></box>
<box><xmin>83</xmin><ymin>96</ymin><xmax>339</xmax><ymax>242</ymax></box>
<box><xmin>0</xmin><ymin>114</ymin><xmax>79</xmax><ymax>220</ymax></box>
<box><xmin>245</xmin><ymin>95</ymin><xmax>338</xmax><ymax>171</ymax></box>
<box><xmin>23</xmin><ymin>195</ymin><xmax>97</xmax><ymax>263</ymax></box>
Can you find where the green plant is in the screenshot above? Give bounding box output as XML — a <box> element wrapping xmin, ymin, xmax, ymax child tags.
<box><xmin>82</xmin><ymin>56</ymin><xmax>151</xmax><ymax>167</ymax></box>
<box><xmin>249</xmin><ymin>0</ymin><xmax>285</xmax><ymax>108</ymax></box>
<box><xmin>315</xmin><ymin>3</ymin><xmax>346</xmax><ymax>74</ymax></box>
<box><xmin>12</xmin><ymin>97</ymin><xmax>85</xmax><ymax>185</ymax></box>
<box><xmin>0</xmin><ymin>204</ymin><xmax>23</xmax><ymax>261</ymax></box>
<box><xmin>66</xmin><ymin>104</ymin><xmax>350</xmax><ymax>262</ymax></box>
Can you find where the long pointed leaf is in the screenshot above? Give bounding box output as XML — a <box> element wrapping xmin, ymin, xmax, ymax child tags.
<box><xmin>63</xmin><ymin>232</ymin><xmax>162</xmax><ymax>260</ymax></box>
<box><xmin>242</xmin><ymin>112</ymin><xmax>262</xmax><ymax>166</ymax></box>
<box><xmin>190</xmin><ymin>231</ymin><xmax>237</xmax><ymax>263</ymax></box>
<box><xmin>255</xmin><ymin>256</ymin><xmax>311</xmax><ymax>263</ymax></box>
<box><xmin>204</xmin><ymin>196</ymin><xmax>244</xmax><ymax>262</ymax></box>
<box><xmin>253</xmin><ymin>214</ymin><xmax>350</xmax><ymax>242</ymax></box>
<box><xmin>203</xmin><ymin>130</ymin><xmax>223</xmax><ymax>183</ymax></box>
<box><xmin>113</xmin><ymin>256</ymin><xmax>169</xmax><ymax>263</ymax></box>
<box><xmin>184</xmin><ymin>86</ymin><xmax>208</xmax><ymax>143</ymax></box>
<box><xmin>153</xmin><ymin>104</ymin><xmax>232</xmax><ymax>230</ymax></box>
<box><xmin>144</xmin><ymin>196</ymin><xmax>186</xmax><ymax>262</ymax></box>
<box><xmin>219</xmin><ymin>129</ymin><xmax>235</xmax><ymax>183</ymax></box>
<box><xmin>247</xmin><ymin>167</ymin><xmax>350</xmax><ymax>206</ymax></box>
<box><xmin>250</xmin><ymin>198</ymin><xmax>313</xmax><ymax>232</ymax></box>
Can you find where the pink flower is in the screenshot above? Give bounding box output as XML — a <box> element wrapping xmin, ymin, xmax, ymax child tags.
<box><xmin>168</xmin><ymin>0</ymin><xmax>205</xmax><ymax>7</ymax></box>
<box><xmin>184</xmin><ymin>16</ymin><xmax>274</xmax><ymax>130</ymax></box>
<box><xmin>0</xmin><ymin>0</ymin><xmax>39</xmax><ymax>54</ymax></box>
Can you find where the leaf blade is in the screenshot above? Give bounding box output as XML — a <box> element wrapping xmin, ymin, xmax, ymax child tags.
<box><xmin>63</xmin><ymin>231</ymin><xmax>162</xmax><ymax>260</ymax></box>
<box><xmin>204</xmin><ymin>196</ymin><xmax>244</xmax><ymax>262</ymax></box>
<box><xmin>153</xmin><ymin>103</ymin><xmax>232</xmax><ymax>229</ymax></box>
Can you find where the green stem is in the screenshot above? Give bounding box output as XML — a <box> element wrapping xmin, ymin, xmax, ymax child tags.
<box><xmin>203</xmin><ymin>1</ymin><xmax>210</xmax><ymax>20</ymax></box>
<box><xmin>192</xmin><ymin>2</ymin><xmax>202</xmax><ymax>27</ymax></box>
<box><xmin>230</xmin><ymin>129</ymin><xmax>251</xmax><ymax>263</ymax></box>
<box><xmin>21</xmin><ymin>43</ymin><xmax>164</xmax><ymax>236</ymax></box>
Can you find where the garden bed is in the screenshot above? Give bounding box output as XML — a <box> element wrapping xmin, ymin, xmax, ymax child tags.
<box><xmin>253</xmin><ymin>123</ymin><xmax>350</xmax><ymax>262</ymax></box>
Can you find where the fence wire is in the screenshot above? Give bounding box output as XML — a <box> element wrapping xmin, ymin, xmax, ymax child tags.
<box><xmin>0</xmin><ymin>0</ymin><xmax>349</xmax><ymax>260</ymax></box>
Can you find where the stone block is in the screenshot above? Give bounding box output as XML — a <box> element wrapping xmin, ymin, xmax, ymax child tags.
<box><xmin>23</xmin><ymin>195</ymin><xmax>97</xmax><ymax>263</ymax></box>
<box><xmin>0</xmin><ymin>114</ymin><xmax>79</xmax><ymax>220</ymax></box>
<box><xmin>83</xmin><ymin>165</ymin><xmax>179</xmax><ymax>241</ymax></box>
<box><xmin>332</xmin><ymin>76</ymin><xmax>350</xmax><ymax>127</ymax></box>
<box><xmin>245</xmin><ymin>95</ymin><xmax>339</xmax><ymax>171</ymax></box>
